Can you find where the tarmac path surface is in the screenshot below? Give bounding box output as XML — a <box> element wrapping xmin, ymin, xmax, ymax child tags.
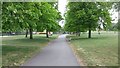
<box><xmin>22</xmin><ymin>34</ymin><xmax>79</xmax><ymax>66</ymax></box>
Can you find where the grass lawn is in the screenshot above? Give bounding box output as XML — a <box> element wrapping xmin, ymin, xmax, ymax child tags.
<box><xmin>0</xmin><ymin>46</ymin><xmax>1</xmax><ymax>67</ymax></box>
<box><xmin>67</xmin><ymin>31</ymin><xmax>118</xmax><ymax>66</ymax></box>
<box><xmin>1</xmin><ymin>34</ymin><xmax>58</xmax><ymax>66</ymax></box>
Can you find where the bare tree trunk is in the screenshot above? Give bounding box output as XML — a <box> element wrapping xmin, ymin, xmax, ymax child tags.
<box><xmin>88</xmin><ymin>29</ymin><xmax>91</xmax><ymax>38</ymax></box>
<box><xmin>98</xmin><ymin>30</ymin><xmax>100</xmax><ymax>35</ymax></box>
<box><xmin>29</xmin><ymin>28</ymin><xmax>33</xmax><ymax>39</ymax></box>
<box><xmin>46</xmin><ymin>30</ymin><xmax>49</xmax><ymax>38</ymax></box>
<box><xmin>25</xmin><ymin>29</ymin><xmax>28</xmax><ymax>38</ymax></box>
<box><xmin>76</xmin><ymin>31</ymin><xmax>77</xmax><ymax>36</ymax></box>
<box><xmin>88</xmin><ymin>24</ymin><xmax>91</xmax><ymax>38</ymax></box>
<box><xmin>78</xmin><ymin>32</ymin><xmax>81</xmax><ymax>36</ymax></box>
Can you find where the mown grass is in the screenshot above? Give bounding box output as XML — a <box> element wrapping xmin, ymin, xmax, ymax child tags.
<box><xmin>1</xmin><ymin>34</ymin><xmax>58</xmax><ymax>66</ymax></box>
<box><xmin>0</xmin><ymin>46</ymin><xmax>2</xmax><ymax>67</ymax></box>
<box><xmin>67</xmin><ymin>31</ymin><xmax>118</xmax><ymax>66</ymax></box>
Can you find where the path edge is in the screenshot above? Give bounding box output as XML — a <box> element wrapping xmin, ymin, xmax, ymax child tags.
<box><xmin>65</xmin><ymin>37</ymin><xmax>86</xmax><ymax>66</ymax></box>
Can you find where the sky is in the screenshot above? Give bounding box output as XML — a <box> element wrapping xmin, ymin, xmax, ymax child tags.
<box><xmin>58</xmin><ymin>0</ymin><xmax>67</xmax><ymax>18</ymax></box>
<box><xmin>109</xmin><ymin>9</ymin><xmax>118</xmax><ymax>23</ymax></box>
<box><xmin>58</xmin><ymin>0</ymin><xmax>118</xmax><ymax>27</ymax></box>
<box><xmin>58</xmin><ymin>0</ymin><xmax>67</xmax><ymax>27</ymax></box>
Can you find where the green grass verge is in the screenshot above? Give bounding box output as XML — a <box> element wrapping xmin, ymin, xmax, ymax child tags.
<box><xmin>2</xmin><ymin>34</ymin><xmax>58</xmax><ymax>66</ymax></box>
<box><xmin>67</xmin><ymin>31</ymin><xmax>118</xmax><ymax>66</ymax></box>
<box><xmin>0</xmin><ymin>46</ymin><xmax>1</xmax><ymax>67</ymax></box>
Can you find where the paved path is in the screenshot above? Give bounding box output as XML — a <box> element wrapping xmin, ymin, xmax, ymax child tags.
<box><xmin>22</xmin><ymin>34</ymin><xmax>79</xmax><ymax>66</ymax></box>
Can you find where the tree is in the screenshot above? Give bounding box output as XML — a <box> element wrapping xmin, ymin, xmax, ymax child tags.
<box><xmin>0</xmin><ymin>2</ymin><xmax>2</xmax><ymax>32</ymax></box>
<box><xmin>65</xmin><ymin>2</ymin><xmax>113</xmax><ymax>38</ymax></box>
<box><xmin>2</xmin><ymin>2</ymin><xmax>61</xmax><ymax>39</ymax></box>
<box><xmin>37</xmin><ymin>2</ymin><xmax>61</xmax><ymax>38</ymax></box>
<box><xmin>2</xmin><ymin>2</ymin><xmax>43</xmax><ymax>39</ymax></box>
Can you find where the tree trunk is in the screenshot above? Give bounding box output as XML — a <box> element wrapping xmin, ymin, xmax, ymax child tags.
<box><xmin>98</xmin><ymin>30</ymin><xmax>100</xmax><ymax>35</ymax></box>
<box><xmin>78</xmin><ymin>32</ymin><xmax>81</xmax><ymax>36</ymax></box>
<box><xmin>29</xmin><ymin>28</ymin><xmax>33</xmax><ymax>39</ymax></box>
<box><xmin>88</xmin><ymin>23</ymin><xmax>92</xmax><ymax>38</ymax></box>
<box><xmin>88</xmin><ymin>29</ymin><xmax>91</xmax><ymax>38</ymax></box>
<box><xmin>76</xmin><ymin>31</ymin><xmax>77</xmax><ymax>36</ymax></box>
<box><xmin>25</xmin><ymin>29</ymin><xmax>28</xmax><ymax>38</ymax></box>
<box><xmin>46</xmin><ymin>30</ymin><xmax>49</xmax><ymax>38</ymax></box>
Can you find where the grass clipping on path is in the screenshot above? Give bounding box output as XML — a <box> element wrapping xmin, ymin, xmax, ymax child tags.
<box><xmin>2</xmin><ymin>34</ymin><xmax>58</xmax><ymax>66</ymax></box>
<box><xmin>67</xmin><ymin>31</ymin><xmax>118</xmax><ymax>66</ymax></box>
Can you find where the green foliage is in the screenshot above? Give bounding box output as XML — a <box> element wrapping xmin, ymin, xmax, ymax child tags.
<box><xmin>2</xmin><ymin>2</ymin><xmax>61</xmax><ymax>38</ymax></box>
<box><xmin>37</xmin><ymin>2</ymin><xmax>61</xmax><ymax>32</ymax></box>
<box><xmin>64</xmin><ymin>2</ymin><xmax>113</xmax><ymax>38</ymax></box>
<box><xmin>0</xmin><ymin>2</ymin><xmax>2</xmax><ymax>32</ymax></box>
<box><xmin>108</xmin><ymin>23</ymin><xmax>118</xmax><ymax>31</ymax></box>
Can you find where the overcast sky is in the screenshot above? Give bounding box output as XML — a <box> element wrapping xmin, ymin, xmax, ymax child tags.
<box><xmin>58</xmin><ymin>0</ymin><xmax>67</xmax><ymax>18</ymax></box>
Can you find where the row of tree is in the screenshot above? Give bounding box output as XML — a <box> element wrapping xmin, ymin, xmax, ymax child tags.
<box><xmin>64</xmin><ymin>2</ymin><xmax>116</xmax><ymax>38</ymax></box>
<box><xmin>2</xmin><ymin>2</ymin><xmax>62</xmax><ymax>39</ymax></box>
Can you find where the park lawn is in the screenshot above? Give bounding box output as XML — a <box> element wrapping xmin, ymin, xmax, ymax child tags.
<box><xmin>2</xmin><ymin>34</ymin><xmax>58</xmax><ymax>66</ymax></box>
<box><xmin>67</xmin><ymin>31</ymin><xmax>118</xmax><ymax>66</ymax></box>
<box><xmin>0</xmin><ymin>46</ymin><xmax>1</xmax><ymax>67</ymax></box>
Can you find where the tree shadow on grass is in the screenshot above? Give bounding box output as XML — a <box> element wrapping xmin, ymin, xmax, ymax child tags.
<box><xmin>2</xmin><ymin>45</ymin><xmax>39</xmax><ymax>55</ymax></box>
<box><xmin>14</xmin><ymin>38</ymin><xmax>49</xmax><ymax>43</ymax></box>
<box><xmin>2</xmin><ymin>45</ymin><xmax>39</xmax><ymax>66</ymax></box>
<box><xmin>2</xmin><ymin>35</ymin><xmax>58</xmax><ymax>46</ymax></box>
<box><xmin>2</xmin><ymin>37</ymin><xmax>51</xmax><ymax>46</ymax></box>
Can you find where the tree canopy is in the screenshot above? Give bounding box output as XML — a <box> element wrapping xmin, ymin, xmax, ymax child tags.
<box><xmin>2</xmin><ymin>2</ymin><xmax>62</xmax><ymax>39</ymax></box>
<box><xmin>64</xmin><ymin>2</ymin><xmax>113</xmax><ymax>38</ymax></box>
